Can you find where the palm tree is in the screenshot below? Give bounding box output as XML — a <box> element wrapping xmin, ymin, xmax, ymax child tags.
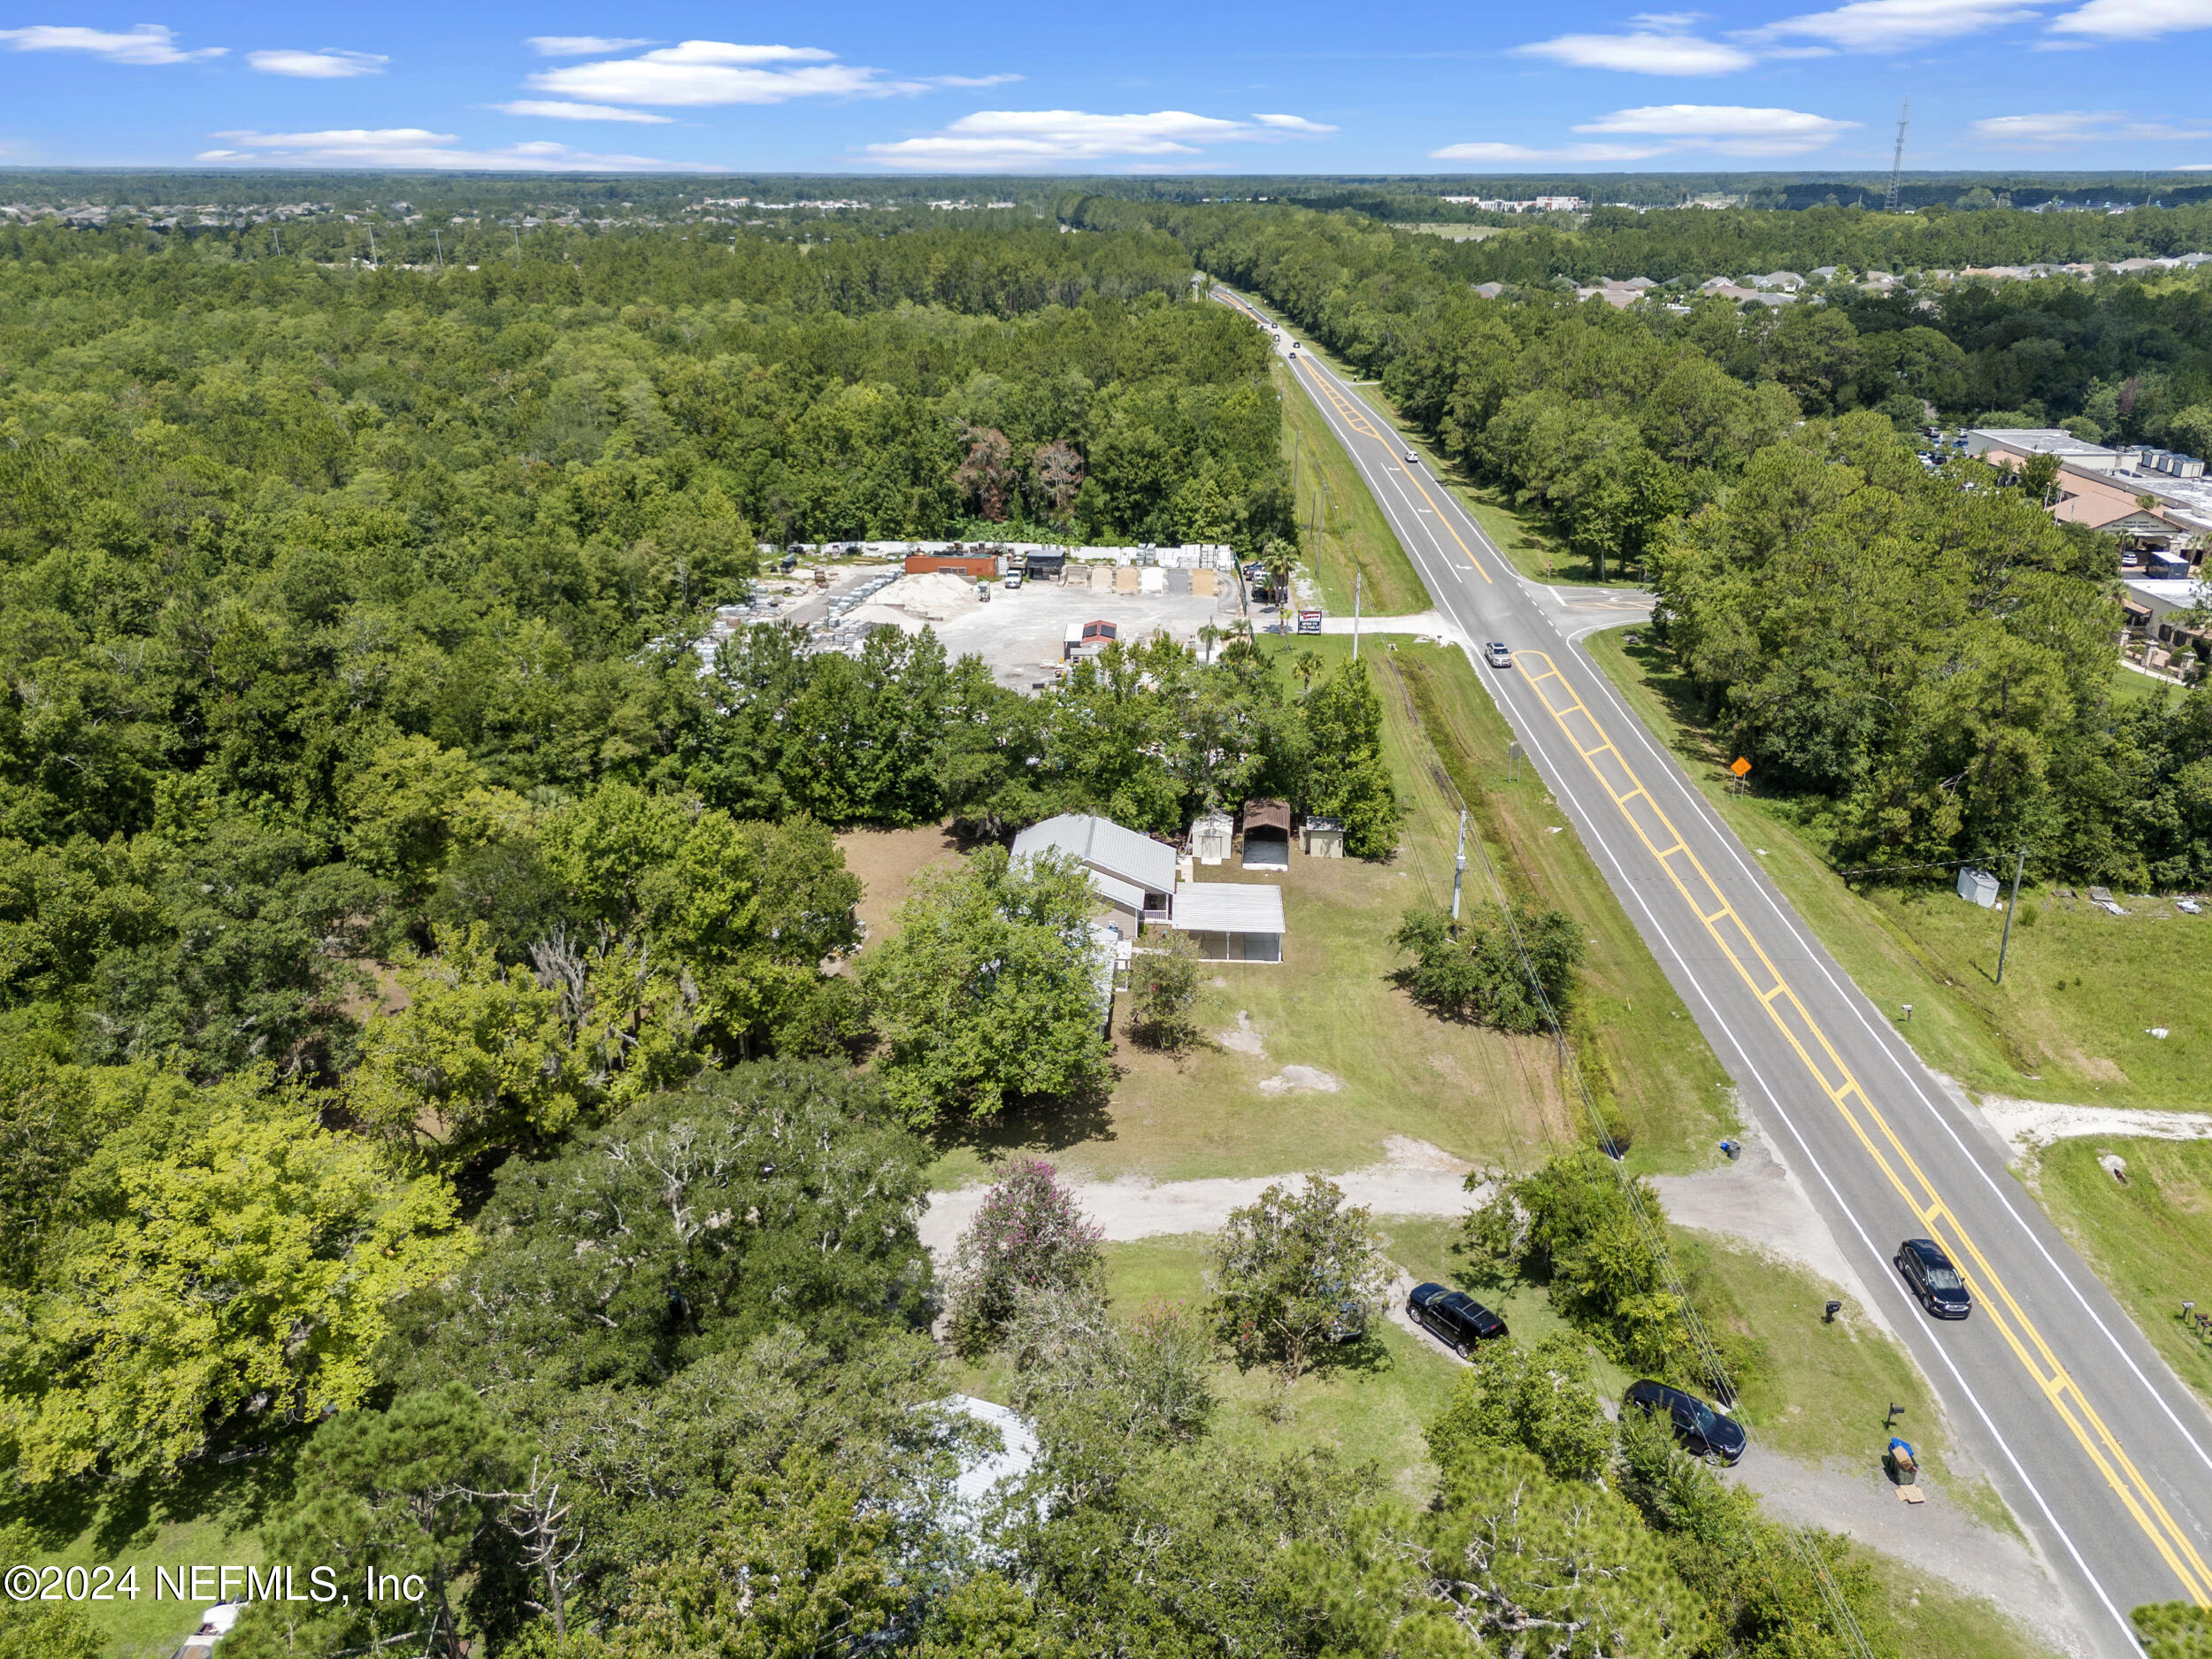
<box><xmin>1262</xmin><ymin>540</ymin><xmax>1294</xmax><ymax>609</ymax></box>
<box><xmin>1293</xmin><ymin>649</ymin><xmax>1324</xmax><ymax>694</ymax></box>
<box><xmin>1197</xmin><ymin>622</ymin><xmax>1222</xmax><ymax>665</ymax></box>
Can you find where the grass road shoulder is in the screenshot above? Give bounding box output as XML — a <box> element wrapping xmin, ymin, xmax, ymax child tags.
<box><xmin>1584</xmin><ymin>626</ymin><xmax>2212</xmax><ymax>1112</ymax></box>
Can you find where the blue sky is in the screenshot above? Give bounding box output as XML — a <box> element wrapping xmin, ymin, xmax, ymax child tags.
<box><xmin>3</xmin><ymin>1</ymin><xmax>2210</xmax><ymax>175</ymax></box>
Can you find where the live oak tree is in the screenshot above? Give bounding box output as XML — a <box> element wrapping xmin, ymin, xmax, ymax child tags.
<box><xmin>859</xmin><ymin>847</ymin><xmax>1113</xmax><ymax>1125</ymax></box>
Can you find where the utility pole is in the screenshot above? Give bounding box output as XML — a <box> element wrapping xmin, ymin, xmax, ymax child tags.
<box><xmin>1352</xmin><ymin>568</ymin><xmax>1363</xmax><ymax>662</ymax></box>
<box><xmin>1884</xmin><ymin>100</ymin><xmax>1910</xmax><ymax>214</ymax></box>
<box><xmin>1451</xmin><ymin>809</ymin><xmax>1468</xmax><ymax>924</ymax></box>
<box><xmin>432</xmin><ymin>229</ymin><xmax>445</xmax><ymax>273</ymax></box>
<box><xmin>1996</xmin><ymin>845</ymin><xmax>2027</xmax><ymax>983</ymax></box>
<box><xmin>366</xmin><ymin>223</ymin><xmax>376</xmax><ymax>265</ymax></box>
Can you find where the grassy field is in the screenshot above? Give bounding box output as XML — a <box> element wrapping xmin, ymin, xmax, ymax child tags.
<box><xmin>1273</xmin><ymin>359</ymin><xmax>1428</xmax><ymax>616</ymax></box>
<box><xmin>0</xmin><ymin>1453</ymin><xmax>293</xmax><ymax>1658</ymax></box>
<box><xmin>926</xmin><ymin>634</ymin><xmax>1734</xmax><ymax>1191</ymax></box>
<box><xmin>2031</xmin><ymin>1138</ymin><xmax>2212</xmax><ymax>1410</ymax></box>
<box><xmin>1583</xmin><ymin>627</ymin><xmax>2212</xmax><ymax>1111</ymax></box>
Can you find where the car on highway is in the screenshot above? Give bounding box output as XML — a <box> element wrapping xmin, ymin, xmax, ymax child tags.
<box><xmin>1484</xmin><ymin>641</ymin><xmax>1513</xmax><ymax>669</ymax></box>
<box><xmin>1896</xmin><ymin>1237</ymin><xmax>1972</xmax><ymax>1318</ymax></box>
<box><xmin>1406</xmin><ymin>1282</ymin><xmax>1507</xmax><ymax>1353</ymax></box>
<box><xmin>1623</xmin><ymin>1379</ymin><xmax>1746</xmax><ymax>1464</ymax></box>
<box><xmin>1402</xmin><ymin>448</ymin><xmax>1418</xmax><ymax>464</ymax></box>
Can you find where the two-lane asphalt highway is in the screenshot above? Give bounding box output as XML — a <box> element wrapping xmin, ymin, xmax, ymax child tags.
<box><xmin>1223</xmin><ymin>286</ymin><xmax>2212</xmax><ymax>1655</ymax></box>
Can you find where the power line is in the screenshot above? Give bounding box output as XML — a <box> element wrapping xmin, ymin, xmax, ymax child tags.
<box><xmin>1386</xmin><ymin>659</ymin><xmax>1881</xmax><ymax>1659</ymax></box>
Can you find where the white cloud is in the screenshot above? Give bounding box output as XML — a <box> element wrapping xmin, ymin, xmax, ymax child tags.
<box><xmin>201</xmin><ymin>127</ymin><xmax>702</xmax><ymax>170</ymax></box>
<box><xmin>2049</xmin><ymin>0</ymin><xmax>2212</xmax><ymax>35</ymax></box>
<box><xmin>926</xmin><ymin>73</ymin><xmax>1024</xmax><ymax>88</ymax></box>
<box><xmin>247</xmin><ymin>49</ymin><xmax>386</xmax><ymax>78</ymax></box>
<box><xmin>1972</xmin><ymin>109</ymin><xmax>2212</xmax><ymax>142</ymax></box>
<box><xmin>1429</xmin><ymin>140</ymin><xmax>1668</xmax><ymax>160</ymax></box>
<box><xmin>0</xmin><ymin>23</ymin><xmax>220</xmax><ymax>63</ymax></box>
<box><xmin>1575</xmin><ymin>101</ymin><xmax>1857</xmax><ymax>151</ymax></box>
<box><xmin>491</xmin><ymin>99</ymin><xmax>672</xmax><ymax>123</ymax></box>
<box><xmin>1253</xmin><ymin>111</ymin><xmax>1338</xmax><ymax>133</ymax></box>
<box><xmin>527</xmin><ymin>38</ymin><xmax>906</xmax><ymax>105</ymax></box>
<box><xmin>527</xmin><ymin>35</ymin><xmax>652</xmax><ymax>56</ymax></box>
<box><xmin>864</xmin><ymin>108</ymin><xmax>1320</xmax><ymax>170</ymax></box>
<box><xmin>1741</xmin><ymin>0</ymin><xmax>2043</xmax><ymax>50</ymax></box>
<box><xmin>1517</xmin><ymin>29</ymin><xmax>1756</xmax><ymax>73</ymax></box>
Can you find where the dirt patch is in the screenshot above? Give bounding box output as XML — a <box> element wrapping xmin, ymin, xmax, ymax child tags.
<box><xmin>1726</xmin><ymin>1452</ymin><xmax>2093</xmax><ymax>1657</ymax></box>
<box><xmin>836</xmin><ymin>823</ymin><xmax>966</xmax><ymax>955</ymax></box>
<box><xmin>2063</xmin><ymin>1048</ymin><xmax>2130</xmax><ymax>1086</ymax></box>
<box><xmin>1650</xmin><ymin>1126</ymin><xmax>1898</xmax><ymax>1341</ymax></box>
<box><xmin>1258</xmin><ymin>1065</ymin><xmax>1343</xmax><ymax>1095</ymax></box>
<box><xmin>1216</xmin><ymin>1011</ymin><xmax>1267</xmax><ymax>1056</ymax></box>
<box><xmin>1975</xmin><ymin>1095</ymin><xmax>2212</xmax><ymax>1161</ymax></box>
<box><xmin>919</xmin><ymin>1137</ymin><xmax>1484</xmax><ymax>1260</ymax></box>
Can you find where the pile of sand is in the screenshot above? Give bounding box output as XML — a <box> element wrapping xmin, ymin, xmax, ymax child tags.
<box><xmin>873</xmin><ymin>571</ymin><xmax>987</xmax><ymax>620</ymax></box>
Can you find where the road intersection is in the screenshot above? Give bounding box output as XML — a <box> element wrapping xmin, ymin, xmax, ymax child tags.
<box><xmin>1219</xmin><ymin>284</ymin><xmax>2212</xmax><ymax>1655</ymax></box>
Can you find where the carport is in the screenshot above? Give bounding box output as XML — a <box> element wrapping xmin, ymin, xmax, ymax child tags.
<box><xmin>1169</xmin><ymin>882</ymin><xmax>1285</xmax><ymax>963</ymax></box>
<box><xmin>1240</xmin><ymin>799</ymin><xmax>1291</xmax><ymax>870</ymax></box>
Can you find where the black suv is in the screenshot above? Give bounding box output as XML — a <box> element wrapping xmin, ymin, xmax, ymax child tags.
<box><xmin>1896</xmin><ymin>1238</ymin><xmax>1972</xmax><ymax>1318</ymax></box>
<box><xmin>1407</xmin><ymin>1282</ymin><xmax>1508</xmax><ymax>1354</ymax></box>
<box><xmin>1624</xmin><ymin>1379</ymin><xmax>1747</xmax><ymax>1465</ymax></box>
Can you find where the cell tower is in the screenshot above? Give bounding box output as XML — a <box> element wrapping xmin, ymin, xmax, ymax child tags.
<box><xmin>1884</xmin><ymin>99</ymin><xmax>1910</xmax><ymax>212</ymax></box>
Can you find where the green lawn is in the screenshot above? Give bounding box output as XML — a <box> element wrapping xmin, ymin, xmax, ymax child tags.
<box><xmin>0</xmin><ymin>1450</ymin><xmax>296</xmax><ymax>1658</ymax></box>
<box><xmin>929</xmin><ymin>634</ymin><xmax>1734</xmax><ymax>1190</ymax></box>
<box><xmin>2031</xmin><ymin>1139</ymin><xmax>2212</xmax><ymax>1411</ymax></box>
<box><xmin>947</xmin><ymin>1233</ymin><xmax>1463</xmax><ymax>1502</ymax></box>
<box><xmin>1886</xmin><ymin>1565</ymin><xmax>2061</xmax><ymax>1659</ymax></box>
<box><xmin>1274</xmin><ymin>359</ymin><xmax>1428</xmax><ymax>616</ymax></box>
<box><xmin>2112</xmin><ymin>663</ymin><xmax>2185</xmax><ymax>709</ymax></box>
<box><xmin>1583</xmin><ymin>627</ymin><xmax>2212</xmax><ymax>1112</ymax></box>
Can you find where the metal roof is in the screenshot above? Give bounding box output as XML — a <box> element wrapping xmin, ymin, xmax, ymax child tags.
<box><xmin>1170</xmin><ymin>881</ymin><xmax>1286</xmax><ymax>934</ymax></box>
<box><xmin>1012</xmin><ymin>812</ymin><xmax>1179</xmax><ymax>895</ymax></box>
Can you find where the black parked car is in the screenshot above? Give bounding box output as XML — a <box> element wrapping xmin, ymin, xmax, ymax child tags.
<box><xmin>1623</xmin><ymin>1379</ymin><xmax>1747</xmax><ymax>1465</ymax></box>
<box><xmin>1897</xmin><ymin>1237</ymin><xmax>1972</xmax><ymax>1318</ymax></box>
<box><xmin>1407</xmin><ymin>1282</ymin><xmax>1508</xmax><ymax>1353</ymax></box>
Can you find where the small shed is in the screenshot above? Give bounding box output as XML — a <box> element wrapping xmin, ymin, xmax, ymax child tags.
<box><xmin>1241</xmin><ymin>800</ymin><xmax>1292</xmax><ymax>870</ymax></box>
<box><xmin>1024</xmin><ymin>549</ymin><xmax>1067</xmax><ymax>581</ymax></box>
<box><xmin>1171</xmin><ymin>882</ymin><xmax>1285</xmax><ymax>963</ymax></box>
<box><xmin>1191</xmin><ymin>810</ymin><xmax>1234</xmax><ymax>866</ymax></box>
<box><xmin>1300</xmin><ymin>816</ymin><xmax>1345</xmax><ymax>858</ymax></box>
<box><xmin>1957</xmin><ymin>867</ymin><xmax>2000</xmax><ymax>908</ymax></box>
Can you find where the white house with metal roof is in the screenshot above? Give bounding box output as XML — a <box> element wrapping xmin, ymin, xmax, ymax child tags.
<box><xmin>1011</xmin><ymin>812</ymin><xmax>1179</xmax><ymax>933</ymax></box>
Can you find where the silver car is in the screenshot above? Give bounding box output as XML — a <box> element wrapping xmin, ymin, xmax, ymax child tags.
<box><xmin>1485</xmin><ymin>641</ymin><xmax>1513</xmax><ymax>669</ymax></box>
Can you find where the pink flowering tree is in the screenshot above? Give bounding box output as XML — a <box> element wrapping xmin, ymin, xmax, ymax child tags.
<box><xmin>946</xmin><ymin>1156</ymin><xmax>1104</xmax><ymax>1357</ymax></box>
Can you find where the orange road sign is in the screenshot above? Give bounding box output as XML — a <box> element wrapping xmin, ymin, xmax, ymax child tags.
<box><xmin>1730</xmin><ymin>757</ymin><xmax>1752</xmax><ymax>778</ymax></box>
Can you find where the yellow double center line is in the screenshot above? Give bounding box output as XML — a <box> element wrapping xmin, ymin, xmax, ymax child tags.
<box><xmin>1293</xmin><ymin>363</ymin><xmax>1494</xmax><ymax>585</ymax></box>
<box><xmin>1513</xmin><ymin>648</ymin><xmax>2212</xmax><ymax>1604</ymax></box>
